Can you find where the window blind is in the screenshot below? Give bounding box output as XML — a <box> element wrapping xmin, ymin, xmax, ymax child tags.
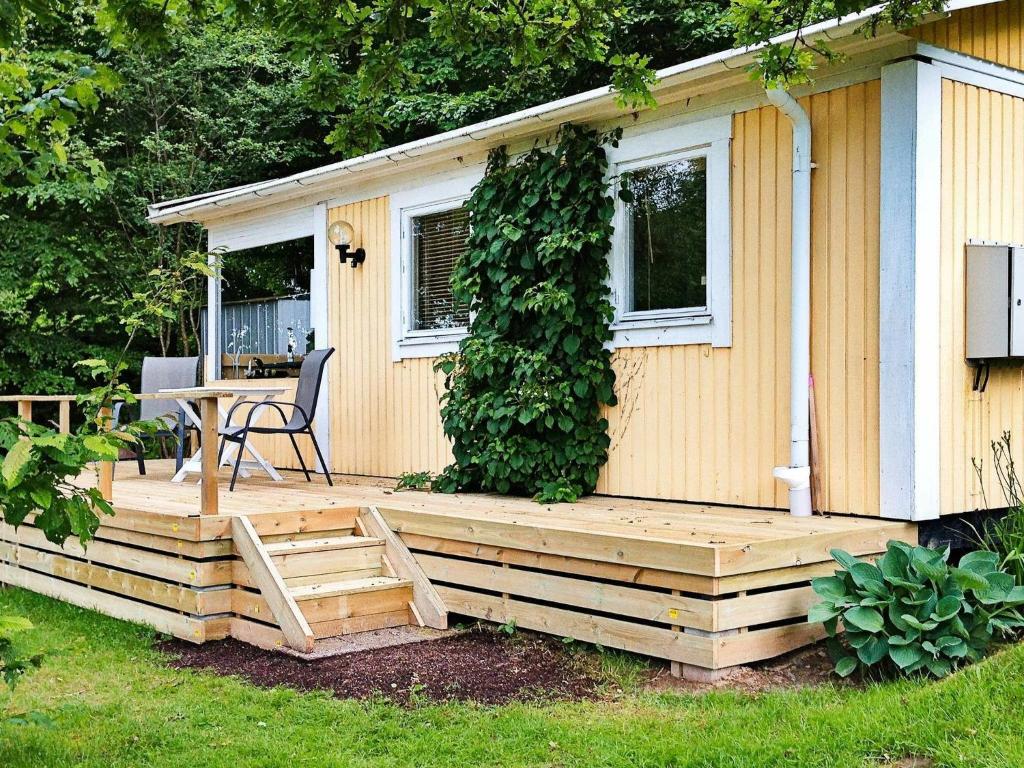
<box><xmin>412</xmin><ymin>206</ymin><xmax>471</xmax><ymax>331</ymax></box>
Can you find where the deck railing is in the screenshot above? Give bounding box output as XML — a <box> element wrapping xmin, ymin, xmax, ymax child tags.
<box><xmin>1</xmin><ymin>392</ymin><xmax>223</xmax><ymax>516</ymax></box>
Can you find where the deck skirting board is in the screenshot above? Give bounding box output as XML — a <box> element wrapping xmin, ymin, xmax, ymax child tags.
<box><xmin>3</xmin><ymin>463</ymin><xmax>916</xmax><ymax>670</ymax></box>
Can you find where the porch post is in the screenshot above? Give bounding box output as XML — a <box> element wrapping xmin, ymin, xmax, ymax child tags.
<box><xmin>205</xmin><ymin>251</ymin><xmax>222</xmax><ymax>383</ymax></box>
<box><xmin>878</xmin><ymin>59</ymin><xmax>943</xmax><ymax>521</ymax></box>
<box><xmin>310</xmin><ymin>201</ymin><xmax>332</xmax><ymax>474</ymax></box>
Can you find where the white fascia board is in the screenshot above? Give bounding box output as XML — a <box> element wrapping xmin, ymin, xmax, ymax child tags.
<box><xmin>147</xmin><ymin>0</ymin><xmax>997</xmax><ymax>226</ymax></box>
<box><xmin>878</xmin><ymin>58</ymin><xmax>943</xmax><ymax>521</ymax></box>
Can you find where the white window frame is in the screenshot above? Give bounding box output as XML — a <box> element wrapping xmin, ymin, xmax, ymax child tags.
<box><xmin>607</xmin><ymin>114</ymin><xmax>732</xmax><ymax>348</ymax></box>
<box><xmin>390</xmin><ymin>170</ymin><xmax>481</xmax><ymax>360</ymax></box>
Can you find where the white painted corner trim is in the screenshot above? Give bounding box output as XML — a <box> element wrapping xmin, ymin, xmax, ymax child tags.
<box><xmin>310</xmin><ymin>201</ymin><xmax>331</xmax><ymax>473</ymax></box>
<box><xmin>606</xmin><ymin>113</ymin><xmax>733</xmax><ymax>349</ymax></box>
<box><xmin>878</xmin><ymin>58</ymin><xmax>943</xmax><ymax>522</ymax></box>
<box><xmin>389</xmin><ymin>169</ymin><xmax>483</xmax><ymax>361</ymax></box>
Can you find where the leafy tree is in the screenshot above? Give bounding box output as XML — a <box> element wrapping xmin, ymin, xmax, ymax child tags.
<box><xmin>3</xmin><ymin>0</ymin><xmax>953</xmax><ymax>183</ymax></box>
<box><xmin>0</xmin><ymin>19</ymin><xmax>331</xmax><ymax>393</ymax></box>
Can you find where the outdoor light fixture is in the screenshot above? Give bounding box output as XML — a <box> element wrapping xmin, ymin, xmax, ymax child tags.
<box><xmin>327</xmin><ymin>220</ymin><xmax>366</xmax><ymax>268</ymax></box>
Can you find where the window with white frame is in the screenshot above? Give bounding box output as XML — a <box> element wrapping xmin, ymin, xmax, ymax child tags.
<box><xmin>392</xmin><ymin>173</ymin><xmax>480</xmax><ymax>360</ymax></box>
<box><xmin>608</xmin><ymin>114</ymin><xmax>732</xmax><ymax>348</ymax></box>
<box><xmin>410</xmin><ymin>206</ymin><xmax>471</xmax><ymax>331</ymax></box>
<box><xmin>621</xmin><ymin>154</ymin><xmax>708</xmax><ymax>314</ymax></box>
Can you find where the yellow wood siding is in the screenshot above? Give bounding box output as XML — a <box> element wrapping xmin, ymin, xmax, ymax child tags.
<box><xmin>323</xmin><ymin>83</ymin><xmax>881</xmax><ymax>515</ymax></box>
<box><xmin>939</xmin><ymin>80</ymin><xmax>1024</xmax><ymax>515</ymax></box>
<box><xmin>326</xmin><ymin>197</ymin><xmax>452</xmax><ymax>478</ymax></box>
<box><xmin>597</xmin><ymin>83</ymin><xmax>881</xmax><ymax>515</ymax></box>
<box><xmin>913</xmin><ymin>0</ymin><xmax>1024</xmax><ymax>70</ymax></box>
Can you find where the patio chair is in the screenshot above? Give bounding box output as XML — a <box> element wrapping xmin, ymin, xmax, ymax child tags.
<box><xmin>217</xmin><ymin>348</ymin><xmax>335</xmax><ymax>492</ymax></box>
<box><xmin>112</xmin><ymin>356</ymin><xmax>200</xmax><ymax>475</ymax></box>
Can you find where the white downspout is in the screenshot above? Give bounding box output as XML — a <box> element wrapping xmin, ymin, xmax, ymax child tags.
<box><xmin>766</xmin><ymin>88</ymin><xmax>814</xmax><ymax>518</ymax></box>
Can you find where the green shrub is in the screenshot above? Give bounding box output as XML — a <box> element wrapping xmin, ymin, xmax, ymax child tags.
<box><xmin>810</xmin><ymin>541</ymin><xmax>1024</xmax><ymax>678</ymax></box>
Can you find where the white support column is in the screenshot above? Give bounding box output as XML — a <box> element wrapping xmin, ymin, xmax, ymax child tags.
<box><xmin>205</xmin><ymin>251</ymin><xmax>222</xmax><ymax>383</ymax></box>
<box><xmin>879</xmin><ymin>59</ymin><xmax>943</xmax><ymax>521</ymax></box>
<box><xmin>310</xmin><ymin>202</ymin><xmax>332</xmax><ymax>474</ymax></box>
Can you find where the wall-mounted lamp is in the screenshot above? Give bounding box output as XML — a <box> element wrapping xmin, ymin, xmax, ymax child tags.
<box><xmin>328</xmin><ymin>220</ymin><xmax>366</xmax><ymax>268</ymax></box>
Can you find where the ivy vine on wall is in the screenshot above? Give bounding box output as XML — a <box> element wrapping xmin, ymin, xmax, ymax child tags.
<box><xmin>434</xmin><ymin>125</ymin><xmax>621</xmax><ymax>502</ymax></box>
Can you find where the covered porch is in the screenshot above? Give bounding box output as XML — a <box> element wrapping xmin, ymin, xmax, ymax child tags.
<box><xmin>0</xmin><ymin>458</ymin><xmax>915</xmax><ymax>677</ymax></box>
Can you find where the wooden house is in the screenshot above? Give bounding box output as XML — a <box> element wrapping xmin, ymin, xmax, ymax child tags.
<box><xmin>5</xmin><ymin>0</ymin><xmax>1024</xmax><ymax>679</ymax></box>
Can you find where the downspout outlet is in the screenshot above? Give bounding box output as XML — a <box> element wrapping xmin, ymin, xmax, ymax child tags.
<box><xmin>772</xmin><ymin>465</ymin><xmax>813</xmax><ymax>518</ymax></box>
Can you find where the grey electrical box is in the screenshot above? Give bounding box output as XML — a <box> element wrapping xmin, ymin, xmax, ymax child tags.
<box><xmin>966</xmin><ymin>243</ymin><xmax>1024</xmax><ymax>360</ymax></box>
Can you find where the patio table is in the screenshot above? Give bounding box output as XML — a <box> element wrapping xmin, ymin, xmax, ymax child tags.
<box><xmin>158</xmin><ymin>386</ymin><xmax>288</xmax><ymax>484</ymax></box>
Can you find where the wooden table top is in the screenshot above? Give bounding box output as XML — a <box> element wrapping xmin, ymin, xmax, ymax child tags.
<box><xmin>157</xmin><ymin>386</ymin><xmax>288</xmax><ymax>398</ymax></box>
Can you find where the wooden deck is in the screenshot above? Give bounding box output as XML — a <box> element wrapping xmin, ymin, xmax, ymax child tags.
<box><xmin>0</xmin><ymin>460</ymin><xmax>917</xmax><ymax>675</ymax></box>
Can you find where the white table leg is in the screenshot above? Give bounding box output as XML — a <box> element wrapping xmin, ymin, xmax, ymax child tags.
<box><xmin>168</xmin><ymin>392</ymin><xmax>285</xmax><ymax>484</ymax></box>
<box><xmin>171</xmin><ymin>399</ymin><xmax>204</xmax><ymax>483</ymax></box>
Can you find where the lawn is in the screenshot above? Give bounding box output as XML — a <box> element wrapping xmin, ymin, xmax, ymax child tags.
<box><xmin>2</xmin><ymin>587</ymin><xmax>1024</xmax><ymax>768</ymax></box>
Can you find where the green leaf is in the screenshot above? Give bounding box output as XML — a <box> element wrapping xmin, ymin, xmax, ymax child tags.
<box><xmin>834</xmin><ymin>656</ymin><xmax>858</xmax><ymax>677</ymax></box>
<box><xmin>830</xmin><ymin>549</ymin><xmax>861</xmax><ymax>571</ymax></box>
<box><xmin>952</xmin><ymin>566</ymin><xmax>989</xmax><ymax>591</ymax></box>
<box><xmin>808</xmin><ymin>602</ymin><xmax>840</xmax><ymax>624</ymax></box>
<box><xmin>901</xmin><ymin>613</ymin><xmax>938</xmax><ymax>632</ymax></box>
<box><xmin>856</xmin><ymin>636</ymin><xmax>889</xmax><ymax>666</ymax></box>
<box><xmin>811</xmin><ymin>576</ymin><xmax>847</xmax><ymax>601</ymax></box>
<box><xmin>959</xmin><ymin>550</ymin><xmax>1000</xmax><ymax>574</ymax></box>
<box><xmin>0</xmin><ymin>615</ymin><xmax>33</xmax><ymax>636</ymax></box>
<box><xmin>843</xmin><ymin>606</ymin><xmax>884</xmax><ymax>633</ymax></box>
<box><xmin>889</xmin><ymin>643</ymin><xmax>926</xmax><ymax>670</ymax></box>
<box><xmin>83</xmin><ymin>434</ymin><xmax>120</xmax><ymax>460</ymax></box>
<box><xmin>2</xmin><ymin>441</ymin><xmax>33</xmax><ymax>489</ymax></box>
<box><xmin>562</xmin><ymin>335</ymin><xmax>581</xmax><ymax>355</ymax></box>
<box><xmin>931</xmin><ymin>594</ymin><xmax>962</xmax><ymax>622</ymax></box>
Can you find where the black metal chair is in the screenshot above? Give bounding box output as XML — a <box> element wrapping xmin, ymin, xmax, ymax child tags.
<box><xmin>217</xmin><ymin>348</ymin><xmax>335</xmax><ymax>492</ymax></box>
<box><xmin>112</xmin><ymin>356</ymin><xmax>200</xmax><ymax>475</ymax></box>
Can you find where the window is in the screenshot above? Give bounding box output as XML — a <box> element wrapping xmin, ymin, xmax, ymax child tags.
<box><xmin>607</xmin><ymin>114</ymin><xmax>732</xmax><ymax>348</ymax></box>
<box><xmin>623</xmin><ymin>156</ymin><xmax>708</xmax><ymax>313</ymax></box>
<box><xmin>411</xmin><ymin>206</ymin><xmax>471</xmax><ymax>331</ymax></box>
<box><xmin>390</xmin><ymin>170</ymin><xmax>482</xmax><ymax>361</ymax></box>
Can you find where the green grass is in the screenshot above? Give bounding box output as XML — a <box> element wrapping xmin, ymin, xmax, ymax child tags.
<box><xmin>2</xmin><ymin>588</ymin><xmax>1024</xmax><ymax>768</ymax></box>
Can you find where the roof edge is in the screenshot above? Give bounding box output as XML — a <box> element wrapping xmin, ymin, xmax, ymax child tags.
<box><xmin>147</xmin><ymin>0</ymin><xmax>993</xmax><ymax>225</ymax></box>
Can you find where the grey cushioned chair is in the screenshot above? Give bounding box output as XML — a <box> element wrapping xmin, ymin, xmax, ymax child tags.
<box><xmin>217</xmin><ymin>348</ymin><xmax>334</xmax><ymax>491</ymax></box>
<box><xmin>112</xmin><ymin>356</ymin><xmax>200</xmax><ymax>474</ymax></box>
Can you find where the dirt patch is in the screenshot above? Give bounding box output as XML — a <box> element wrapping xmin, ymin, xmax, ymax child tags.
<box><xmin>159</xmin><ymin>629</ymin><xmax>600</xmax><ymax>706</ymax></box>
<box><xmin>647</xmin><ymin>642</ymin><xmax>846</xmax><ymax>695</ymax></box>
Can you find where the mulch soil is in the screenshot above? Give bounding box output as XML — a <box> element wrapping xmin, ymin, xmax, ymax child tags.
<box><xmin>160</xmin><ymin>628</ymin><xmax>846</xmax><ymax>706</ymax></box>
<box><xmin>159</xmin><ymin>630</ymin><xmax>600</xmax><ymax>706</ymax></box>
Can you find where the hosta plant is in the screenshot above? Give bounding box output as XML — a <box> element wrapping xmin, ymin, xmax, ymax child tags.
<box><xmin>810</xmin><ymin>541</ymin><xmax>1024</xmax><ymax>678</ymax></box>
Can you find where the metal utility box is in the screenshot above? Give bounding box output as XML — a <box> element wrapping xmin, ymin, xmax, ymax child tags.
<box><xmin>966</xmin><ymin>243</ymin><xmax>1024</xmax><ymax>361</ymax></box>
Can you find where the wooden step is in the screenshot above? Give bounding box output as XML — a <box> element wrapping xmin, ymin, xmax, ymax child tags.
<box><xmin>283</xmin><ymin>568</ymin><xmax>384</xmax><ymax>588</ymax></box>
<box><xmin>262</xmin><ymin>528</ymin><xmax>355</xmax><ymax>545</ymax></box>
<box><xmin>289</xmin><ymin>575</ymin><xmax>411</xmax><ymax>601</ymax></box>
<box><xmin>233</xmin><ymin>541</ymin><xmax>386</xmax><ymax>588</ymax></box>
<box><xmin>264</xmin><ymin>535</ymin><xmax>384</xmax><ymax>556</ymax></box>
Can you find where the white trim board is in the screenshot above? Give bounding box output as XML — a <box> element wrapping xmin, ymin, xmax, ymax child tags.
<box><xmin>310</xmin><ymin>202</ymin><xmax>332</xmax><ymax>473</ymax></box>
<box><xmin>206</xmin><ymin>203</ymin><xmax>315</xmax><ymax>253</ymax></box>
<box><xmin>916</xmin><ymin>42</ymin><xmax>1024</xmax><ymax>99</ymax></box>
<box><xmin>878</xmin><ymin>58</ymin><xmax>943</xmax><ymax>522</ymax></box>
